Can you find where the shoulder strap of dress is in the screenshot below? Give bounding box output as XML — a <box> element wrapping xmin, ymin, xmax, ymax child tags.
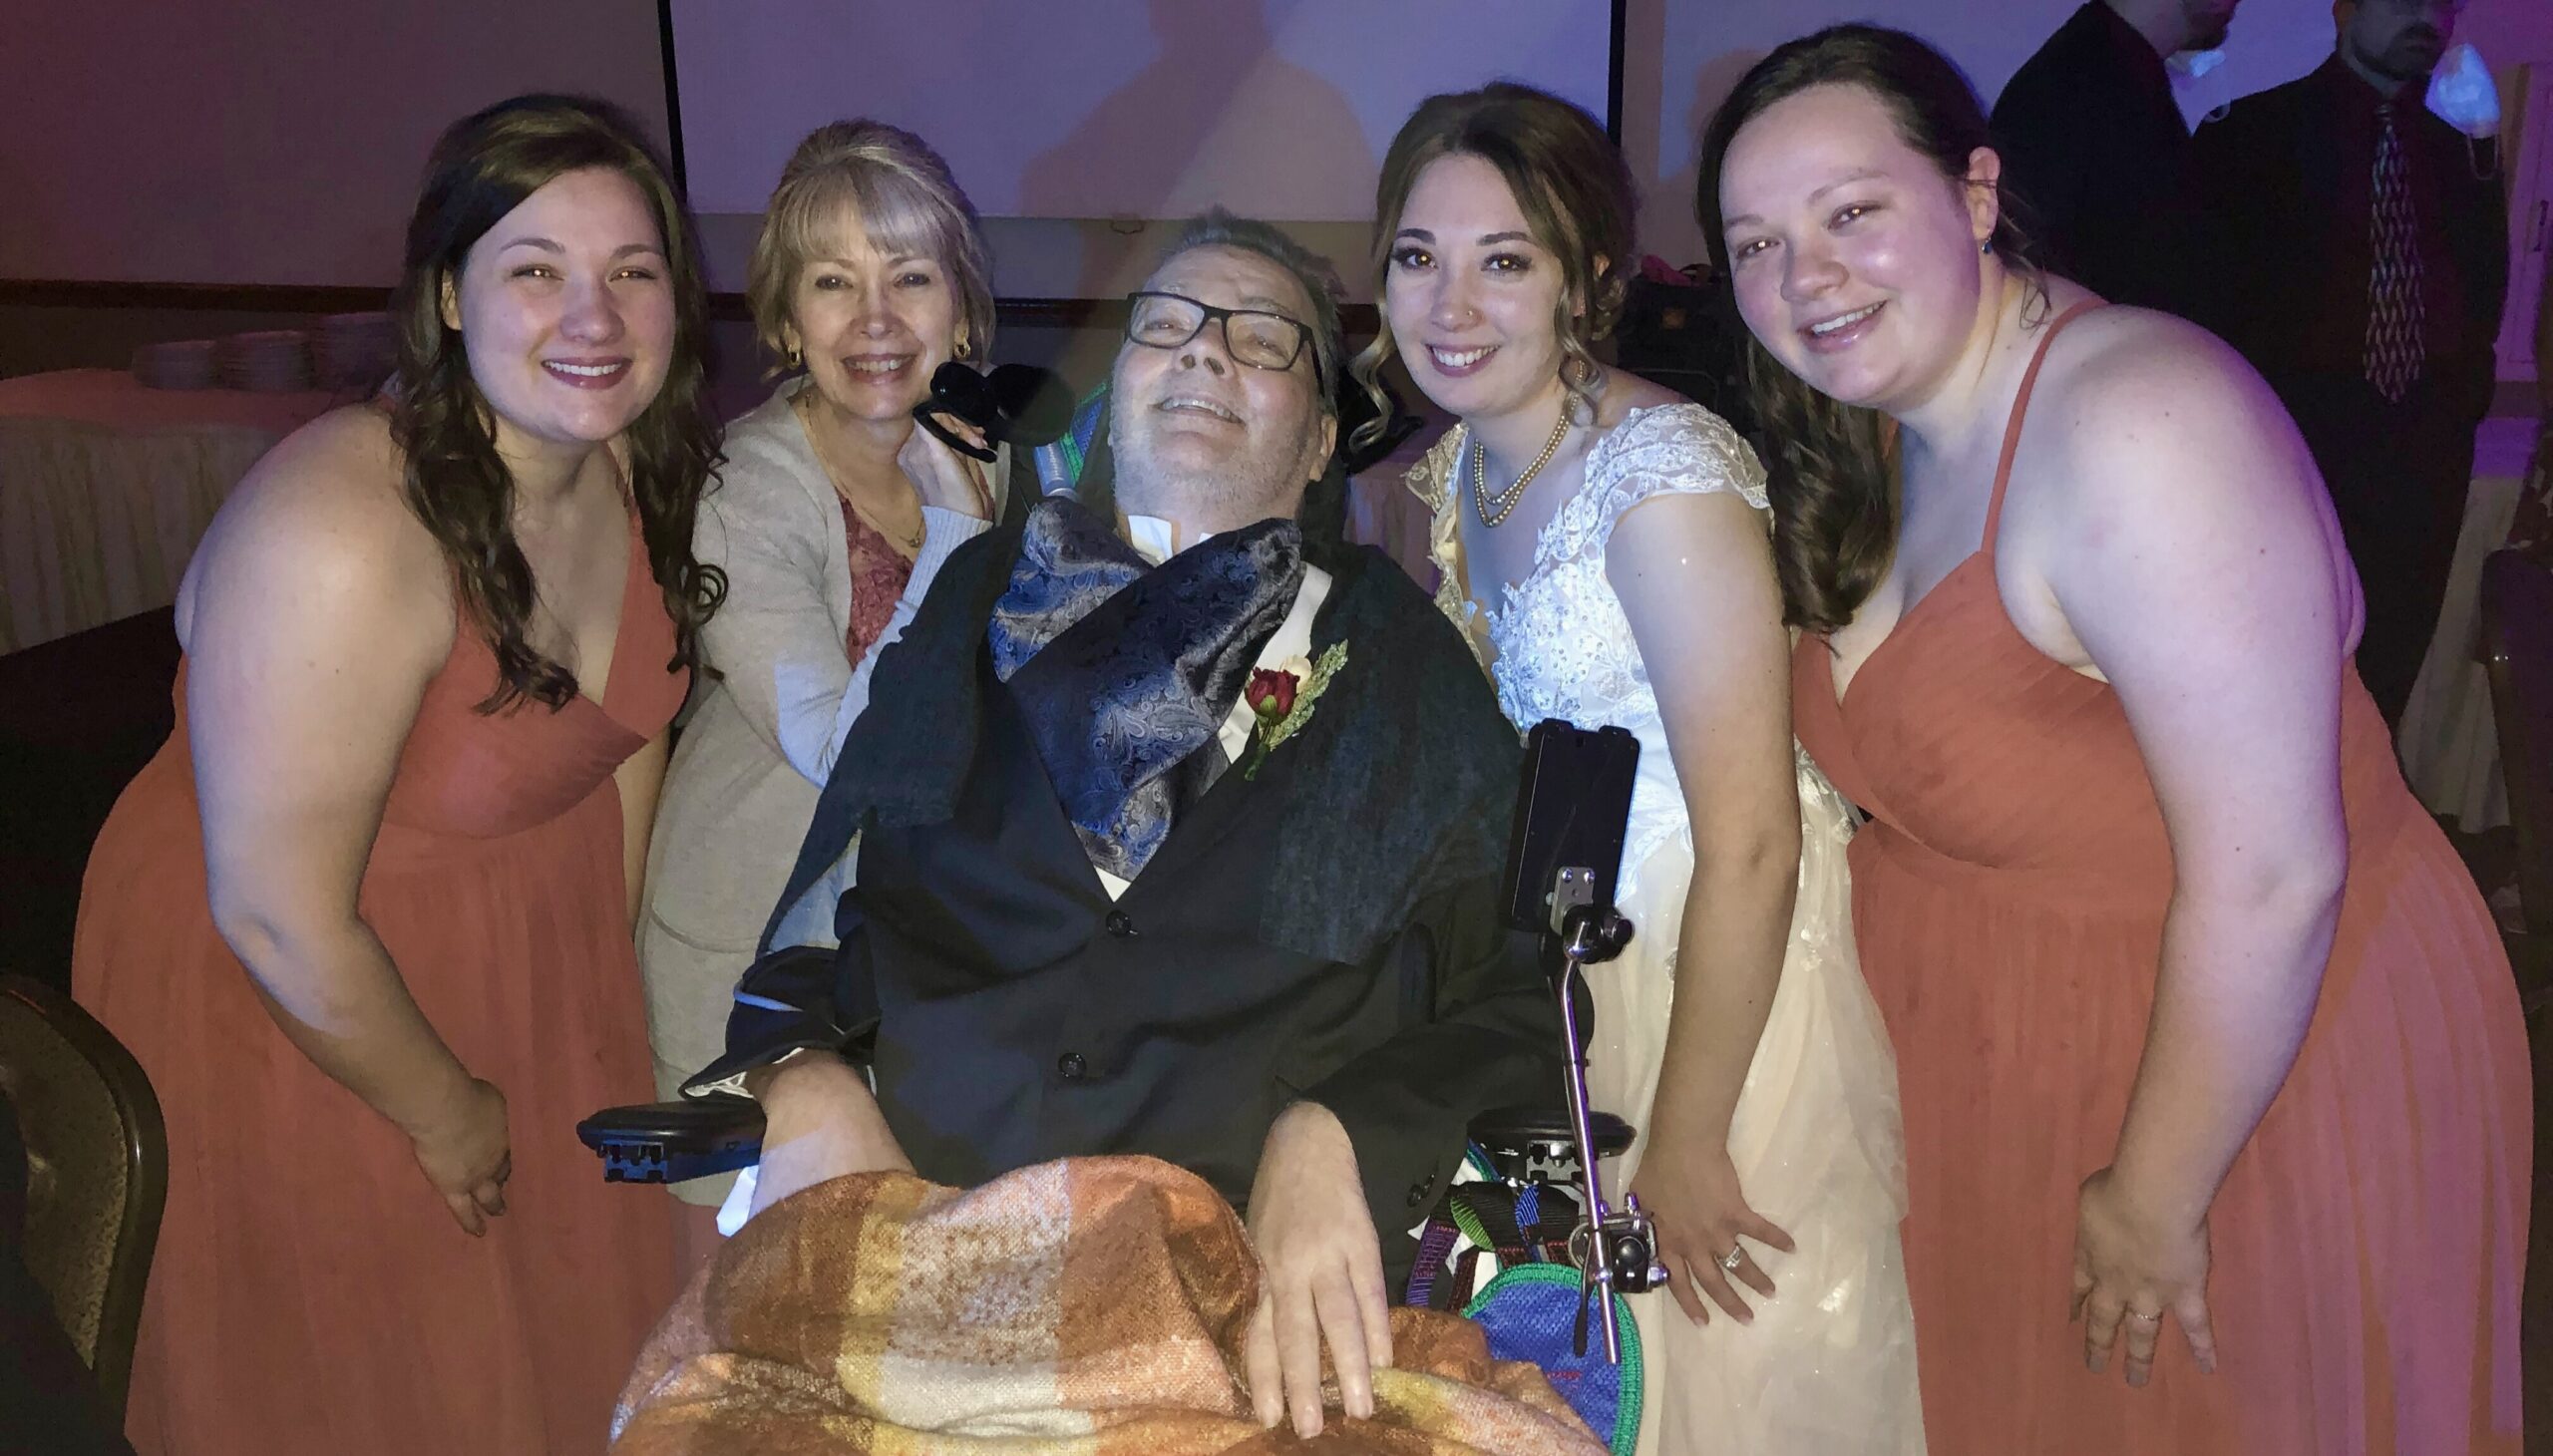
<box><xmin>1984</xmin><ymin>299</ymin><xmax>2102</xmax><ymax>553</ymax></box>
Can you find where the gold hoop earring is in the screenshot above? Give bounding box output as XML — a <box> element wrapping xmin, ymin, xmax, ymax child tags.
<box><xmin>953</xmin><ymin>336</ymin><xmax>971</xmax><ymax>361</ymax></box>
<box><xmin>785</xmin><ymin>344</ymin><xmax>804</xmax><ymax>369</ymax></box>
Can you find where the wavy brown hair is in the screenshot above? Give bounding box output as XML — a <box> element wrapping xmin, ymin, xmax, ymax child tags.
<box><xmin>1697</xmin><ymin>25</ymin><xmax>2039</xmax><ymax>633</ymax></box>
<box><xmin>1350</xmin><ymin>82</ymin><xmax>1636</xmax><ymax>455</ymax></box>
<box><xmin>389</xmin><ymin>94</ymin><xmax>724</xmax><ymax>712</ymax></box>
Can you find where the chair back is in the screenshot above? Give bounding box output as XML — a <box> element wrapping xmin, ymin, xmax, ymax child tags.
<box><xmin>2480</xmin><ymin>547</ymin><xmax>2553</xmax><ymax>938</ymax></box>
<box><xmin>0</xmin><ymin>975</ymin><xmax>166</xmax><ymax>1416</ymax></box>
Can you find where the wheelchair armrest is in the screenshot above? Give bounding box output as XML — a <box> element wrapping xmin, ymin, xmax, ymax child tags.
<box><xmin>576</xmin><ymin>1094</ymin><xmax>766</xmax><ymax>1184</ymax></box>
<box><xmin>1466</xmin><ymin>1103</ymin><xmax>1636</xmax><ymax>1186</ymax></box>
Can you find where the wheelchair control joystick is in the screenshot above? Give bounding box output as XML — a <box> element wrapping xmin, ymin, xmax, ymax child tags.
<box><xmin>1545</xmin><ymin>866</ymin><xmax>1667</xmax><ymax>1362</ymax></box>
<box><xmin>1488</xmin><ymin>720</ymin><xmax>1653</xmax><ymax>1365</ymax></box>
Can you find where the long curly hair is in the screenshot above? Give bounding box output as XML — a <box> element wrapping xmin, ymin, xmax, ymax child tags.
<box><xmin>388</xmin><ymin>94</ymin><xmax>724</xmax><ymax>712</ymax></box>
<box><xmin>1350</xmin><ymin>83</ymin><xmax>1636</xmax><ymax>455</ymax></box>
<box><xmin>1697</xmin><ymin>25</ymin><xmax>2040</xmax><ymax>634</ymax></box>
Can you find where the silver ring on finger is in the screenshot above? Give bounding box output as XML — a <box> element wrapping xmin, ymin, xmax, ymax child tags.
<box><xmin>1718</xmin><ymin>1244</ymin><xmax>1746</xmax><ymax>1274</ymax></box>
<box><xmin>2124</xmin><ymin>1308</ymin><xmax>2162</xmax><ymax>1325</ymax></box>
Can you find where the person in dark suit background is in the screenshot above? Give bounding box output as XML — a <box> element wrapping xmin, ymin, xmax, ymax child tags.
<box><xmin>688</xmin><ymin>210</ymin><xmax>1562</xmax><ymax>1442</ymax></box>
<box><xmin>1991</xmin><ymin>0</ymin><xmax>2240</xmax><ymax>313</ymax></box>
<box><xmin>2189</xmin><ymin>0</ymin><xmax>2508</xmax><ymax>725</ymax></box>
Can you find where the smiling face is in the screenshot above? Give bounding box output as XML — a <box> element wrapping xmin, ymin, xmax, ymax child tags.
<box><xmin>782</xmin><ymin>202</ymin><xmax>961</xmax><ymax>424</ymax></box>
<box><xmin>1382</xmin><ymin>152</ymin><xmax>1574</xmax><ymax>424</ymax></box>
<box><xmin>1716</xmin><ymin>83</ymin><xmax>2000</xmax><ymax>415</ymax></box>
<box><xmin>1107</xmin><ymin>242</ymin><xmax>1336</xmax><ymax>532</ymax></box>
<box><xmin>440</xmin><ymin>166</ymin><xmax>675</xmax><ymax>457</ymax></box>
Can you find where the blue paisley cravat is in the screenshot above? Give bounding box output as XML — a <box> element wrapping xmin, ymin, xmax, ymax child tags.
<box><xmin>988</xmin><ymin>496</ymin><xmax>1304</xmax><ymax>881</ymax></box>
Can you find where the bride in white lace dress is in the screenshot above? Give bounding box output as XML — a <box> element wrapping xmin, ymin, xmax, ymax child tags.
<box><xmin>1360</xmin><ymin>85</ymin><xmax>1922</xmax><ymax>1454</ymax></box>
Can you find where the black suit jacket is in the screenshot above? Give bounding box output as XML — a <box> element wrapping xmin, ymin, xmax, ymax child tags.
<box><xmin>2190</xmin><ymin>53</ymin><xmax>2508</xmax><ymax>421</ymax></box>
<box><xmin>693</xmin><ymin>523</ymin><xmax>1561</xmax><ymax>1277</ymax></box>
<box><xmin>1992</xmin><ymin>2</ymin><xmax>2198</xmax><ymax>312</ymax></box>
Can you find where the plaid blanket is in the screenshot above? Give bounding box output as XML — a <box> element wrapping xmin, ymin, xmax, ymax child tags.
<box><xmin>612</xmin><ymin>1156</ymin><xmax>1604</xmax><ymax>1455</ymax></box>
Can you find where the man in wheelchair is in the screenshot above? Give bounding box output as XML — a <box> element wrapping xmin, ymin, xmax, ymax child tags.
<box><xmin>657</xmin><ymin>213</ymin><xmax>1568</xmax><ymax>1443</ymax></box>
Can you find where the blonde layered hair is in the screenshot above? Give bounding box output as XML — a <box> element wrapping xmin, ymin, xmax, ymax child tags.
<box><xmin>746</xmin><ymin>120</ymin><xmax>994</xmax><ymax>373</ymax></box>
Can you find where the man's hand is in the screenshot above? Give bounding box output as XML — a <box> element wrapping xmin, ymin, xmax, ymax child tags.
<box><xmin>1242</xmin><ymin>1102</ymin><xmax>1393</xmax><ymax>1439</ymax></box>
<box><xmin>747</xmin><ymin>1053</ymin><xmax>912</xmax><ymax>1217</ymax></box>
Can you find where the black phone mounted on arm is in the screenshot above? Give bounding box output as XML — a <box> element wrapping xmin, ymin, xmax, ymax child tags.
<box><xmin>910</xmin><ymin>361</ymin><xmax>1077</xmax><ymax>462</ymax></box>
<box><xmin>1500</xmin><ymin>719</ymin><xmax>1665</xmax><ymax>1362</ymax></box>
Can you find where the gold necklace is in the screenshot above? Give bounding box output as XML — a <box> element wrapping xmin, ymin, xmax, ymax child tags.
<box><xmin>797</xmin><ymin>390</ymin><xmax>924</xmax><ymax>553</ymax></box>
<box><xmin>1469</xmin><ymin>411</ymin><xmax>1573</xmax><ymax>529</ymax></box>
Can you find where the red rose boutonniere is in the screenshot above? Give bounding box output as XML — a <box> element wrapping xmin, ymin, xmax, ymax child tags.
<box><xmin>1239</xmin><ymin>641</ymin><xmax>1347</xmax><ymax>780</ymax></box>
<box><xmin>1246</xmin><ymin>666</ymin><xmax>1298</xmax><ymax>722</ymax></box>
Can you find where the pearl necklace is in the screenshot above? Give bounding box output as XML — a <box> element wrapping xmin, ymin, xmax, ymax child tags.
<box><xmin>1469</xmin><ymin>412</ymin><xmax>1572</xmax><ymax>529</ymax></box>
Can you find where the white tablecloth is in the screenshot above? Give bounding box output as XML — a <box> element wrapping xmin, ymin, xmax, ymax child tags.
<box><xmin>0</xmin><ymin>370</ymin><xmax>344</xmax><ymax>652</ymax></box>
<box><xmin>2398</xmin><ymin>416</ymin><xmax>2542</xmax><ymax>831</ymax></box>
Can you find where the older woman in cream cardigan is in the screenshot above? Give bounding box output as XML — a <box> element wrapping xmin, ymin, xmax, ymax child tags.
<box><xmin>637</xmin><ymin>121</ymin><xmax>1011</xmax><ymax>1222</ymax></box>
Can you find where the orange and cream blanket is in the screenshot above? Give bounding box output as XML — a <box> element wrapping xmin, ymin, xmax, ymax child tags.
<box><xmin>612</xmin><ymin>1155</ymin><xmax>1602</xmax><ymax>1454</ymax></box>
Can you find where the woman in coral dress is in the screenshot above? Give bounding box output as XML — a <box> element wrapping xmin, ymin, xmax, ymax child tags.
<box><xmin>73</xmin><ymin>96</ymin><xmax>722</xmax><ymax>1453</ymax></box>
<box><xmin>1701</xmin><ymin>25</ymin><xmax>2529</xmax><ymax>1453</ymax></box>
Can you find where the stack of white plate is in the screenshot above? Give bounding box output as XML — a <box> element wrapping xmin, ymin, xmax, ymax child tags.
<box><xmin>132</xmin><ymin>339</ymin><xmax>220</xmax><ymax>390</ymax></box>
<box><xmin>216</xmin><ymin>330</ymin><xmax>315</xmax><ymax>392</ymax></box>
<box><xmin>313</xmin><ymin>312</ymin><xmax>397</xmax><ymax>392</ymax></box>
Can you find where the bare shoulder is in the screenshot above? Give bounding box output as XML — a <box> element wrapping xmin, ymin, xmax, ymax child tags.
<box><xmin>1592</xmin><ymin>366</ymin><xmax>1687</xmax><ymax>426</ymax></box>
<box><xmin>2027</xmin><ymin>305</ymin><xmax>2310</xmax><ymax>522</ymax></box>
<box><xmin>2036</xmin><ymin>306</ymin><xmax>2277</xmax><ymax>455</ymax></box>
<box><xmin>179</xmin><ymin>405</ymin><xmax>452</xmax><ymax>658</ymax></box>
<box><xmin>2001</xmin><ymin>302</ymin><xmax>2348</xmax><ymax>659</ymax></box>
<box><xmin>196</xmin><ymin>406</ymin><xmax>440</xmax><ymax>578</ymax></box>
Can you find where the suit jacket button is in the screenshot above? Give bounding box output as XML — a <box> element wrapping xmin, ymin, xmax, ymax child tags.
<box><xmin>1104</xmin><ymin>910</ymin><xmax>1136</xmax><ymax>937</ymax></box>
<box><xmin>1406</xmin><ymin>1182</ymin><xmax>1428</xmax><ymax>1207</ymax></box>
<box><xmin>1057</xmin><ymin>1051</ymin><xmax>1087</xmax><ymax>1080</ymax></box>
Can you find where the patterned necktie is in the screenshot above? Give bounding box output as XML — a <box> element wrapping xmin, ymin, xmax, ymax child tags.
<box><xmin>2363</xmin><ymin>102</ymin><xmax>2425</xmax><ymax>404</ymax></box>
<box><xmin>988</xmin><ymin>496</ymin><xmax>1305</xmax><ymax>882</ymax></box>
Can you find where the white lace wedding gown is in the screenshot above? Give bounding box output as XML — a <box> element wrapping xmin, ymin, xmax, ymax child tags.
<box><xmin>1410</xmin><ymin>403</ymin><xmax>1925</xmax><ymax>1455</ymax></box>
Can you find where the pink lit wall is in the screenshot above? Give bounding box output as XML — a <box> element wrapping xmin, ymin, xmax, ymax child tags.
<box><xmin>667</xmin><ymin>0</ymin><xmax>1611</xmax><ymax>222</ymax></box>
<box><xmin>0</xmin><ymin>1</ymin><xmax>669</xmax><ymax>285</ymax></box>
<box><xmin>2</xmin><ymin>0</ymin><xmax>2545</xmax><ymax>297</ymax></box>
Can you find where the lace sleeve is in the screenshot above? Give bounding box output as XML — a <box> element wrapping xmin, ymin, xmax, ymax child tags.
<box><xmin>1401</xmin><ymin>429</ymin><xmax>1494</xmax><ymax>672</ymax></box>
<box><xmin>1403</xmin><ymin>428</ymin><xmax>1465</xmax><ymax>516</ymax></box>
<box><xmin>1551</xmin><ymin>403</ymin><xmax>1770</xmax><ymax>564</ymax></box>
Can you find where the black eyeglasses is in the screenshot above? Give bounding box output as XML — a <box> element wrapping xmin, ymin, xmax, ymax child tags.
<box><xmin>1122</xmin><ymin>290</ymin><xmax>1323</xmax><ymax>386</ymax></box>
